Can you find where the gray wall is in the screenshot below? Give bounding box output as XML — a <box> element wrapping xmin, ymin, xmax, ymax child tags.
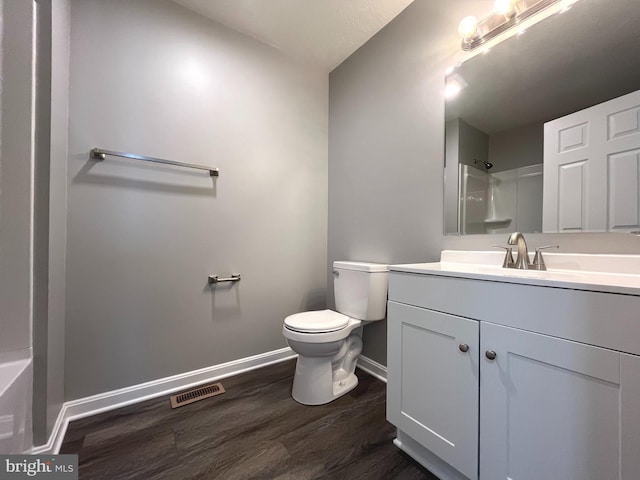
<box><xmin>0</xmin><ymin>0</ymin><xmax>69</xmax><ymax>447</ymax></box>
<box><xmin>488</xmin><ymin>122</ymin><xmax>543</xmax><ymax>172</ymax></box>
<box><xmin>32</xmin><ymin>0</ymin><xmax>53</xmax><ymax>447</ymax></box>
<box><xmin>32</xmin><ymin>0</ymin><xmax>70</xmax><ymax>446</ymax></box>
<box><xmin>444</xmin><ymin>119</ymin><xmax>460</xmax><ymax>234</ymax></box>
<box><xmin>46</xmin><ymin>0</ymin><xmax>69</xmax><ymax>440</ymax></box>
<box><xmin>459</xmin><ymin>119</ymin><xmax>489</xmax><ymax>169</ymax></box>
<box><xmin>0</xmin><ymin>0</ymin><xmax>35</xmax><ymax>361</ymax></box>
<box><xmin>328</xmin><ymin>0</ymin><xmax>473</xmax><ymax>364</ymax></box>
<box><xmin>328</xmin><ymin>0</ymin><xmax>640</xmax><ymax>366</ymax></box>
<box><xmin>65</xmin><ymin>0</ymin><xmax>328</xmax><ymax>399</ymax></box>
<box><xmin>0</xmin><ymin>0</ymin><xmax>37</xmax><ymax>452</ymax></box>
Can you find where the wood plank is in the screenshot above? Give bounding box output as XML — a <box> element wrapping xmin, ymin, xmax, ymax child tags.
<box><xmin>61</xmin><ymin>360</ymin><xmax>435</xmax><ymax>480</ymax></box>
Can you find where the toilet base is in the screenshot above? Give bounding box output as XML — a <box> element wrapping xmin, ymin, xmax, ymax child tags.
<box><xmin>291</xmin><ymin>355</ymin><xmax>359</xmax><ymax>406</ymax></box>
<box><xmin>332</xmin><ymin>372</ymin><xmax>358</xmax><ymax>398</ymax></box>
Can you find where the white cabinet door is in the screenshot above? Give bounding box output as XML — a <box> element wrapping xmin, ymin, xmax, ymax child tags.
<box><xmin>543</xmin><ymin>88</ymin><xmax>640</xmax><ymax>232</ymax></box>
<box><xmin>387</xmin><ymin>301</ymin><xmax>479</xmax><ymax>480</ymax></box>
<box><xmin>480</xmin><ymin>322</ymin><xmax>640</xmax><ymax>480</ymax></box>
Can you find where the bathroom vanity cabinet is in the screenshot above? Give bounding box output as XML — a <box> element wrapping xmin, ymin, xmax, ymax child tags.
<box><xmin>387</xmin><ymin>262</ymin><xmax>640</xmax><ymax>480</ymax></box>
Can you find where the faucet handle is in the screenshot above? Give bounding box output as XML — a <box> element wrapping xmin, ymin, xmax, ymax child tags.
<box><xmin>492</xmin><ymin>245</ymin><xmax>515</xmax><ymax>268</ymax></box>
<box><xmin>532</xmin><ymin>245</ymin><xmax>559</xmax><ymax>271</ymax></box>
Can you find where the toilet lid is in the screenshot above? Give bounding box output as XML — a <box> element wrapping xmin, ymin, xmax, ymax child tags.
<box><xmin>284</xmin><ymin>310</ymin><xmax>350</xmax><ymax>333</ymax></box>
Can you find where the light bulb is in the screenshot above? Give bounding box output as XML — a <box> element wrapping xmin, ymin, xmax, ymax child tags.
<box><xmin>494</xmin><ymin>0</ymin><xmax>515</xmax><ymax>16</ymax></box>
<box><xmin>458</xmin><ymin>16</ymin><xmax>478</xmax><ymax>39</ymax></box>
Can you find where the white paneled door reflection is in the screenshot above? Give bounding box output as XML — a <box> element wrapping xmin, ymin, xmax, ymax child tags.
<box><xmin>543</xmin><ymin>89</ymin><xmax>640</xmax><ymax>233</ymax></box>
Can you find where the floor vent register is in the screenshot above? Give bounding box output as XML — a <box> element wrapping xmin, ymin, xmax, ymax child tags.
<box><xmin>170</xmin><ymin>382</ymin><xmax>226</xmax><ymax>408</ymax></box>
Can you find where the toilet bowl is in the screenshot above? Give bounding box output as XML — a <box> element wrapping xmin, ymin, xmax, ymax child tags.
<box><xmin>282</xmin><ymin>261</ymin><xmax>389</xmax><ymax>405</ymax></box>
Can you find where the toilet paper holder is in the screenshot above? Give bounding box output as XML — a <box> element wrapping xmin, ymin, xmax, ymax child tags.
<box><xmin>208</xmin><ymin>274</ymin><xmax>241</xmax><ymax>285</ymax></box>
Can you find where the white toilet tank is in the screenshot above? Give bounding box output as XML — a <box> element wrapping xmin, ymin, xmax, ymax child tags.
<box><xmin>333</xmin><ymin>261</ymin><xmax>389</xmax><ymax>321</ymax></box>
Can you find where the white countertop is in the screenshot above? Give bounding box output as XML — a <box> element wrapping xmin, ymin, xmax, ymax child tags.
<box><xmin>390</xmin><ymin>251</ymin><xmax>640</xmax><ymax>296</ymax></box>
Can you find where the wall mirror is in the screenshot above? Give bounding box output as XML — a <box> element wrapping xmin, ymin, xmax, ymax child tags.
<box><xmin>444</xmin><ymin>0</ymin><xmax>640</xmax><ymax>235</ymax></box>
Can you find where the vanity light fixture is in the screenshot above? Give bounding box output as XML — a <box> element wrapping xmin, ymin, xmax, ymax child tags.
<box><xmin>560</xmin><ymin>0</ymin><xmax>579</xmax><ymax>13</ymax></box>
<box><xmin>458</xmin><ymin>15</ymin><xmax>480</xmax><ymax>46</ymax></box>
<box><xmin>494</xmin><ymin>0</ymin><xmax>517</xmax><ymax>17</ymax></box>
<box><xmin>459</xmin><ymin>0</ymin><xmax>570</xmax><ymax>51</ymax></box>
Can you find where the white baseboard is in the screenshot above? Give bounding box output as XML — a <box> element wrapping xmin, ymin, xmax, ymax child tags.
<box><xmin>357</xmin><ymin>355</ymin><xmax>387</xmax><ymax>383</ymax></box>
<box><xmin>30</xmin><ymin>405</ymin><xmax>67</xmax><ymax>455</ymax></box>
<box><xmin>31</xmin><ymin>347</ymin><xmax>296</xmax><ymax>454</ymax></box>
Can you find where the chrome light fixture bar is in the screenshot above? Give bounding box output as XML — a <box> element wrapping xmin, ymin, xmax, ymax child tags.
<box><xmin>459</xmin><ymin>0</ymin><xmax>566</xmax><ymax>51</ymax></box>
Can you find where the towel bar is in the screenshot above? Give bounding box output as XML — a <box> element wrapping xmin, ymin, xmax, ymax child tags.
<box><xmin>208</xmin><ymin>274</ymin><xmax>241</xmax><ymax>284</ymax></box>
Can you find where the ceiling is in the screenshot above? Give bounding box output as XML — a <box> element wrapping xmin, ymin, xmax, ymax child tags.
<box><xmin>171</xmin><ymin>0</ymin><xmax>415</xmax><ymax>72</ymax></box>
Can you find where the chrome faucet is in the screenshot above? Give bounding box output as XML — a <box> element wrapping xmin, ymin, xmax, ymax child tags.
<box><xmin>507</xmin><ymin>232</ymin><xmax>531</xmax><ymax>269</ymax></box>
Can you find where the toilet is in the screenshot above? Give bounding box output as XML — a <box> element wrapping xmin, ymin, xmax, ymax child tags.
<box><xmin>282</xmin><ymin>261</ymin><xmax>389</xmax><ymax>405</ymax></box>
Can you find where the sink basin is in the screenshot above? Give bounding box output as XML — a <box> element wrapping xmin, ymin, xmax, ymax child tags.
<box><xmin>390</xmin><ymin>250</ymin><xmax>640</xmax><ymax>295</ymax></box>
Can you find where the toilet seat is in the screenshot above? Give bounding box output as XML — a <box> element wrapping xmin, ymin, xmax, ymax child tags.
<box><xmin>284</xmin><ymin>309</ymin><xmax>349</xmax><ymax>333</ymax></box>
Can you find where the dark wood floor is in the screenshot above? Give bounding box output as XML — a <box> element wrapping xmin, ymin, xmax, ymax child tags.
<box><xmin>61</xmin><ymin>359</ymin><xmax>436</xmax><ymax>480</ymax></box>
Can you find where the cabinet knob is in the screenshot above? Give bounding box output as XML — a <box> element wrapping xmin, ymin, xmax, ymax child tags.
<box><xmin>485</xmin><ymin>350</ymin><xmax>497</xmax><ymax>360</ymax></box>
<box><xmin>459</xmin><ymin>343</ymin><xmax>469</xmax><ymax>353</ymax></box>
